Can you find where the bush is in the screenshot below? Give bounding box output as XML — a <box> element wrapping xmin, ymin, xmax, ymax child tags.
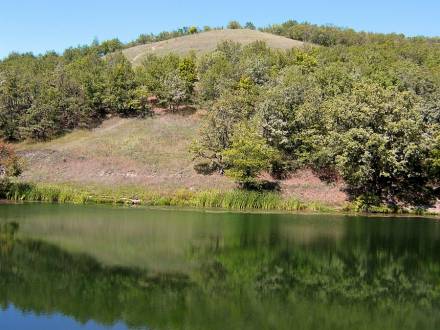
<box><xmin>227</xmin><ymin>21</ymin><xmax>242</xmax><ymax>29</ymax></box>
<box><xmin>193</xmin><ymin>160</ymin><xmax>219</xmax><ymax>175</ymax></box>
<box><xmin>0</xmin><ymin>142</ymin><xmax>22</xmax><ymax>177</ymax></box>
<box><xmin>189</xmin><ymin>26</ymin><xmax>198</xmax><ymax>34</ymax></box>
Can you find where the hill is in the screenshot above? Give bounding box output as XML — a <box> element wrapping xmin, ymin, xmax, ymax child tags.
<box><xmin>5</xmin><ymin>21</ymin><xmax>438</xmax><ymax>212</ymax></box>
<box><xmin>16</xmin><ymin>114</ymin><xmax>231</xmax><ymax>192</ymax></box>
<box><xmin>16</xmin><ymin>113</ymin><xmax>345</xmax><ymax>206</ymax></box>
<box><xmin>123</xmin><ymin>29</ymin><xmax>306</xmax><ymax>65</ymax></box>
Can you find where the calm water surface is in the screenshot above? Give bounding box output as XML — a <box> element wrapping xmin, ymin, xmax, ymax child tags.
<box><xmin>0</xmin><ymin>203</ymin><xmax>440</xmax><ymax>330</ymax></box>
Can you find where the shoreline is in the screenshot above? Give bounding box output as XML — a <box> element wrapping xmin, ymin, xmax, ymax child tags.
<box><xmin>1</xmin><ymin>181</ymin><xmax>438</xmax><ymax>217</ymax></box>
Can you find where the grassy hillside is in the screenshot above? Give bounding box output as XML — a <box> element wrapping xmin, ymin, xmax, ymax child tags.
<box><xmin>123</xmin><ymin>29</ymin><xmax>306</xmax><ymax>65</ymax></box>
<box><xmin>16</xmin><ymin>113</ymin><xmax>345</xmax><ymax>206</ymax></box>
<box><xmin>16</xmin><ymin>113</ymin><xmax>232</xmax><ymax>192</ymax></box>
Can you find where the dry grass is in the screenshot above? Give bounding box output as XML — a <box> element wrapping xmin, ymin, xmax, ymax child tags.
<box><xmin>281</xmin><ymin>169</ymin><xmax>347</xmax><ymax>207</ymax></box>
<box><xmin>123</xmin><ymin>29</ymin><xmax>306</xmax><ymax>66</ymax></box>
<box><xmin>17</xmin><ymin>113</ymin><xmax>233</xmax><ymax>192</ymax></box>
<box><xmin>16</xmin><ymin>112</ymin><xmax>347</xmax><ymax>207</ymax></box>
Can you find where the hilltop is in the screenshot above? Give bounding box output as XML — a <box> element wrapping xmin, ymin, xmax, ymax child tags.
<box><xmin>123</xmin><ymin>29</ymin><xmax>306</xmax><ymax>65</ymax></box>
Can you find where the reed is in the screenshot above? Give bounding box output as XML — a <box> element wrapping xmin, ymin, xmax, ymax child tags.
<box><xmin>1</xmin><ymin>181</ymin><xmax>333</xmax><ymax>213</ymax></box>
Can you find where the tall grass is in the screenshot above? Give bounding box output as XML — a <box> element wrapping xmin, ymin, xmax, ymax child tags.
<box><xmin>1</xmin><ymin>182</ymin><xmax>332</xmax><ymax>213</ymax></box>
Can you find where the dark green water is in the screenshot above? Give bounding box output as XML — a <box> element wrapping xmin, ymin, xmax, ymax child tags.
<box><xmin>1</xmin><ymin>203</ymin><xmax>440</xmax><ymax>330</ymax></box>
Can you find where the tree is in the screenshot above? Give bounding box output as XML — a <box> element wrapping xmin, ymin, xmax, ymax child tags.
<box><xmin>0</xmin><ymin>142</ymin><xmax>21</xmax><ymax>178</ymax></box>
<box><xmin>244</xmin><ymin>22</ymin><xmax>256</xmax><ymax>30</ymax></box>
<box><xmin>0</xmin><ymin>142</ymin><xmax>22</xmax><ymax>196</ymax></box>
<box><xmin>96</xmin><ymin>38</ymin><xmax>123</xmax><ymax>56</ymax></box>
<box><xmin>197</xmin><ymin>51</ymin><xmax>236</xmax><ymax>101</ymax></box>
<box><xmin>222</xmin><ymin>122</ymin><xmax>280</xmax><ymax>187</ymax></box>
<box><xmin>0</xmin><ymin>70</ymin><xmax>30</xmax><ymax>140</ymax></box>
<box><xmin>103</xmin><ymin>53</ymin><xmax>139</xmax><ymax>116</ymax></box>
<box><xmin>136</xmin><ymin>53</ymin><xmax>196</xmax><ymax>111</ymax></box>
<box><xmin>321</xmin><ymin>82</ymin><xmax>435</xmax><ymax>207</ymax></box>
<box><xmin>136</xmin><ymin>54</ymin><xmax>180</xmax><ymax>103</ymax></box>
<box><xmin>125</xmin><ymin>86</ymin><xmax>152</xmax><ymax>117</ymax></box>
<box><xmin>188</xmin><ymin>26</ymin><xmax>198</xmax><ymax>34</ymax></box>
<box><xmin>227</xmin><ymin>21</ymin><xmax>242</xmax><ymax>29</ymax></box>
<box><xmin>160</xmin><ymin>72</ymin><xmax>188</xmax><ymax>111</ymax></box>
<box><xmin>178</xmin><ymin>56</ymin><xmax>197</xmax><ymax>95</ymax></box>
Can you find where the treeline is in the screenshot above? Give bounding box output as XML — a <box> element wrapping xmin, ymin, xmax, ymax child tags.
<box><xmin>0</xmin><ymin>49</ymin><xmax>148</xmax><ymax>141</ymax></box>
<box><xmin>125</xmin><ymin>19</ymin><xmax>440</xmax><ymax>48</ymax></box>
<box><xmin>0</xmin><ymin>34</ymin><xmax>201</xmax><ymax>141</ymax></box>
<box><xmin>262</xmin><ymin>19</ymin><xmax>440</xmax><ymax>46</ymax></box>
<box><xmin>125</xmin><ymin>19</ymin><xmax>440</xmax><ymax>49</ymax></box>
<box><xmin>190</xmin><ymin>39</ymin><xmax>440</xmax><ymax>208</ymax></box>
<box><xmin>1</xmin><ymin>21</ymin><xmax>440</xmax><ymax>208</ymax></box>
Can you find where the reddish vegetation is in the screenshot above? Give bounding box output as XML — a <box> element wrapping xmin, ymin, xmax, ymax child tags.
<box><xmin>280</xmin><ymin>169</ymin><xmax>347</xmax><ymax>206</ymax></box>
<box><xmin>0</xmin><ymin>142</ymin><xmax>21</xmax><ymax>177</ymax></box>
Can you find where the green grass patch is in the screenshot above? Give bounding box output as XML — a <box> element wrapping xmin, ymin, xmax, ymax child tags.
<box><xmin>0</xmin><ymin>181</ymin><xmax>333</xmax><ymax>213</ymax></box>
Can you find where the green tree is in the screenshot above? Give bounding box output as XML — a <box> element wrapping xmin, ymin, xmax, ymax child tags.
<box><xmin>136</xmin><ymin>54</ymin><xmax>180</xmax><ymax>104</ymax></box>
<box><xmin>188</xmin><ymin>26</ymin><xmax>198</xmax><ymax>34</ymax></box>
<box><xmin>96</xmin><ymin>38</ymin><xmax>123</xmax><ymax>56</ymax></box>
<box><xmin>103</xmin><ymin>53</ymin><xmax>139</xmax><ymax>116</ymax></box>
<box><xmin>227</xmin><ymin>21</ymin><xmax>242</xmax><ymax>29</ymax></box>
<box><xmin>321</xmin><ymin>82</ymin><xmax>435</xmax><ymax>207</ymax></box>
<box><xmin>244</xmin><ymin>22</ymin><xmax>256</xmax><ymax>30</ymax></box>
<box><xmin>197</xmin><ymin>51</ymin><xmax>236</xmax><ymax>100</ymax></box>
<box><xmin>178</xmin><ymin>55</ymin><xmax>197</xmax><ymax>95</ymax></box>
<box><xmin>222</xmin><ymin>122</ymin><xmax>280</xmax><ymax>187</ymax></box>
<box><xmin>160</xmin><ymin>72</ymin><xmax>188</xmax><ymax>111</ymax></box>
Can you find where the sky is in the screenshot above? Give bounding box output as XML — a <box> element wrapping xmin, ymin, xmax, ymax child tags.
<box><xmin>1</xmin><ymin>0</ymin><xmax>440</xmax><ymax>58</ymax></box>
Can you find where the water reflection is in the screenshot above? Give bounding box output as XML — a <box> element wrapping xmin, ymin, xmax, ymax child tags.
<box><xmin>0</xmin><ymin>204</ymin><xmax>440</xmax><ymax>330</ymax></box>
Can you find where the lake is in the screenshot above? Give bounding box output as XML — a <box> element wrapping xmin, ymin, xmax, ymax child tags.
<box><xmin>0</xmin><ymin>203</ymin><xmax>440</xmax><ymax>330</ymax></box>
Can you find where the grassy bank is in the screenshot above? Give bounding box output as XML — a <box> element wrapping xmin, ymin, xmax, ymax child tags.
<box><xmin>1</xmin><ymin>182</ymin><xmax>333</xmax><ymax>213</ymax></box>
<box><xmin>2</xmin><ymin>181</ymin><xmax>436</xmax><ymax>216</ymax></box>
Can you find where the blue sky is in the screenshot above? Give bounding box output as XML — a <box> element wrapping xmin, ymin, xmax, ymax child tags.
<box><xmin>1</xmin><ymin>0</ymin><xmax>439</xmax><ymax>58</ymax></box>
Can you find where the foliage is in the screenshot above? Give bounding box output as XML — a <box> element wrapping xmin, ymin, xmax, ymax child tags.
<box><xmin>0</xmin><ymin>142</ymin><xmax>22</xmax><ymax>177</ymax></box>
<box><xmin>222</xmin><ymin>122</ymin><xmax>280</xmax><ymax>186</ymax></box>
<box><xmin>136</xmin><ymin>54</ymin><xmax>196</xmax><ymax>110</ymax></box>
<box><xmin>0</xmin><ymin>142</ymin><xmax>22</xmax><ymax>197</ymax></box>
<box><xmin>2</xmin><ymin>20</ymin><xmax>440</xmax><ymax>208</ymax></box>
<box><xmin>103</xmin><ymin>53</ymin><xmax>139</xmax><ymax>115</ymax></box>
<box><xmin>191</xmin><ymin>30</ymin><xmax>440</xmax><ymax>208</ymax></box>
<box><xmin>127</xmin><ymin>25</ymin><xmax>219</xmax><ymax>47</ymax></box>
<box><xmin>1</xmin><ymin>182</ymin><xmax>331</xmax><ymax>212</ymax></box>
<box><xmin>261</xmin><ymin>19</ymin><xmax>440</xmax><ymax>46</ymax></box>
<box><xmin>320</xmin><ymin>82</ymin><xmax>435</xmax><ymax>206</ymax></box>
<box><xmin>244</xmin><ymin>22</ymin><xmax>256</xmax><ymax>30</ymax></box>
<box><xmin>227</xmin><ymin>21</ymin><xmax>242</xmax><ymax>29</ymax></box>
<box><xmin>188</xmin><ymin>26</ymin><xmax>198</xmax><ymax>34</ymax></box>
<box><xmin>0</xmin><ymin>48</ymin><xmax>147</xmax><ymax>141</ymax></box>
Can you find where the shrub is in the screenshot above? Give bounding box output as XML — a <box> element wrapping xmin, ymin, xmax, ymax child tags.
<box><xmin>227</xmin><ymin>21</ymin><xmax>242</xmax><ymax>29</ymax></box>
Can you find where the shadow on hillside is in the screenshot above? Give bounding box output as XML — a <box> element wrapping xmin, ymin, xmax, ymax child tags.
<box><xmin>241</xmin><ymin>180</ymin><xmax>281</xmax><ymax>192</ymax></box>
<box><xmin>153</xmin><ymin>105</ymin><xmax>197</xmax><ymax>117</ymax></box>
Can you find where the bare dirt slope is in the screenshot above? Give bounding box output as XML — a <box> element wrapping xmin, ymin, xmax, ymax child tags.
<box><xmin>16</xmin><ymin>113</ymin><xmax>346</xmax><ymax>206</ymax></box>
<box><xmin>123</xmin><ymin>29</ymin><xmax>306</xmax><ymax>66</ymax></box>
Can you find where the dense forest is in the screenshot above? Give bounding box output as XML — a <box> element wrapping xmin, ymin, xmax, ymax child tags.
<box><xmin>1</xmin><ymin>20</ymin><xmax>440</xmax><ymax>209</ymax></box>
